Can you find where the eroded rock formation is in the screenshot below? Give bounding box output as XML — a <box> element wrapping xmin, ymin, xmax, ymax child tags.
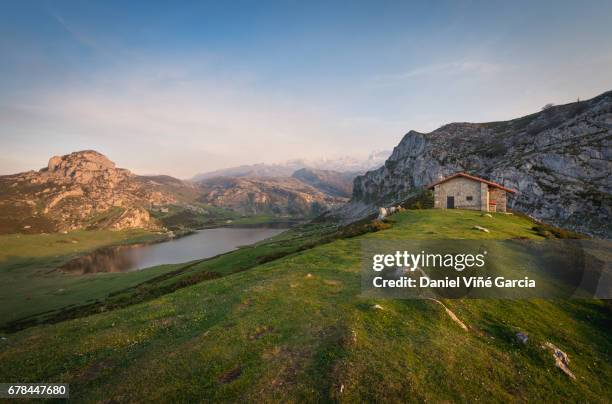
<box><xmin>342</xmin><ymin>90</ymin><xmax>612</xmax><ymax>237</ymax></box>
<box><xmin>0</xmin><ymin>150</ymin><xmax>181</xmax><ymax>232</ymax></box>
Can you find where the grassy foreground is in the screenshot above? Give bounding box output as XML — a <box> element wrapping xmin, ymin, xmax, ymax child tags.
<box><xmin>0</xmin><ymin>210</ymin><xmax>610</xmax><ymax>402</ymax></box>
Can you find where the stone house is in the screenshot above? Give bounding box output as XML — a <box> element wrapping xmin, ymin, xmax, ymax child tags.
<box><xmin>427</xmin><ymin>172</ymin><xmax>516</xmax><ymax>213</ymax></box>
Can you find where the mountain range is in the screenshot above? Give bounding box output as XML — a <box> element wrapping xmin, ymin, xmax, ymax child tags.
<box><xmin>191</xmin><ymin>150</ymin><xmax>390</xmax><ymax>181</ymax></box>
<box><xmin>1</xmin><ymin>92</ymin><xmax>610</xmax><ymax>237</ymax></box>
<box><xmin>0</xmin><ymin>152</ymin><xmax>356</xmax><ymax>233</ymax></box>
<box><xmin>197</xmin><ymin>172</ymin><xmax>348</xmax><ymax>216</ymax></box>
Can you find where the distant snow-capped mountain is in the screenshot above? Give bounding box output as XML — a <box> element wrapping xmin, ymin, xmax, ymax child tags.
<box><xmin>191</xmin><ymin>150</ymin><xmax>390</xmax><ymax>181</ymax></box>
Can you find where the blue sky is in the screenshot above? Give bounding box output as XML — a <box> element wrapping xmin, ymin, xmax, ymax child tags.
<box><xmin>1</xmin><ymin>0</ymin><xmax>611</xmax><ymax>177</ymax></box>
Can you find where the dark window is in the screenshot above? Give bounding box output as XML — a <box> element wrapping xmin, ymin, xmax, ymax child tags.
<box><xmin>466</xmin><ymin>196</ymin><xmax>473</xmax><ymax>201</ymax></box>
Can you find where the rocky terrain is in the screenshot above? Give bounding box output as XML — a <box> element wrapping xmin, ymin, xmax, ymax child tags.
<box><xmin>291</xmin><ymin>168</ymin><xmax>355</xmax><ymax>198</ymax></box>
<box><xmin>0</xmin><ymin>151</ymin><xmax>197</xmax><ymax>233</ymax></box>
<box><xmin>343</xmin><ymin>90</ymin><xmax>612</xmax><ymax>237</ymax></box>
<box><xmin>197</xmin><ymin>176</ymin><xmax>347</xmax><ymax>216</ymax></box>
<box><xmin>0</xmin><ymin>151</ymin><xmax>358</xmax><ymax>234</ymax></box>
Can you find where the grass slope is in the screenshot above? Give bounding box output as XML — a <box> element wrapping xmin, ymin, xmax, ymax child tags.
<box><xmin>0</xmin><ymin>222</ymin><xmax>340</xmax><ymax>331</ymax></box>
<box><xmin>0</xmin><ymin>229</ymin><xmax>166</xmax><ymax>326</ymax></box>
<box><xmin>0</xmin><ymin>210</ymin><xmax>610</xmax><ymax>402</ymax></box>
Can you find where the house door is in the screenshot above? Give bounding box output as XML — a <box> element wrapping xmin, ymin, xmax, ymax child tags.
<box><xmin>447</xmin><ymin>196</ymin><xmax>455</xmax><ymax>209</ymax></box>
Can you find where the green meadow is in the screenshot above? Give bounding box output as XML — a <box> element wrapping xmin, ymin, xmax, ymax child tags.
<box><xmin>0</xmin><ymin>221</ymin><xmax>340</xmax><ymax>331</ymax></box>
<box><xmin>0</xmin><ymin>229</ymin><xmax>168</xmax><ymax>326</ymax></box>
<box><xmin>0</xmin><ymin>210</ymin><xmax>610</xmax><ymax>402</ymax></box>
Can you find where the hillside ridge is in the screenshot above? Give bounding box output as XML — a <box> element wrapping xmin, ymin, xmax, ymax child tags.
<box><xmin>0</xmin><ymin>150</ymin><xmax>189</xmax><ymax>233</ymax></box>
<box><xmin>344</xmin><ymin>90</ymin><xmax>612</xmax><ymax>237</ymax></box>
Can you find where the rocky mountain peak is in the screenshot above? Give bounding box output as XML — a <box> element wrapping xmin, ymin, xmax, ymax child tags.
<box><xmin>343</xmin><ymin>90</ymin><xmax>612</xmax><ymax>237</ymax></box>
<box><xmin>44</xmin><ymin>150</ymin><xmax>128</xmax><ymax>185</ymax></box>
<box><xmin>47</xmin><ymin>150</ymin><xmax>115</xmax><ymax>171</ymax></box>
<box><xmin>0</xmin><ymin>150</ymin><xmax>180</xmax><ymax>233</ymax></box>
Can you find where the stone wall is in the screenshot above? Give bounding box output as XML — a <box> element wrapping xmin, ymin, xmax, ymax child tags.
<box><xmin>434</xmin><ymin>177</ymin><xmax>483</xmax><ymax>210</ymax></box>
<box><xmin>489</xmin><ymin>188</ymin><xmax>507</xmax><ymax>212</ymax></box>
<box><xmin>480</xmin><ymin>182</ymin><xmax>489</xmax><ymax>212</ymax></box>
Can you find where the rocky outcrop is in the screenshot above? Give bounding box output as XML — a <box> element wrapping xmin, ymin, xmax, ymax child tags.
<box><xmin>110</xmin><ymin>207</ymin><xmax>154</xmax><ymax>230</ymax></box>
<box><xmin>0</xmin><ymin>150</ymin><xmax>190</xmax><ymax>233</ymax></box>
<box><xmin>342</xmin><ymin>91</ymin><xmax>612</xmax><ymax>237</ymax></box>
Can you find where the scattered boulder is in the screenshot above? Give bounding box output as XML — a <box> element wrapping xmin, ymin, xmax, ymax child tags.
<box><xmin>473</xmin><ymin>225</ymin><xmax>490</xmax><ymax>233</ymax></box>
<box><xmin>516</xmin><ymin>332</ymin><xmax>529</xmax><ymax>344</ymax></box>
<box><xmin>542</xmin><ymin>342</ymin><xmax>576</xmax><ymax>380</ymax></box>
<box><xmin>429</xmin><ymin>298</ymin><xmax>469</xmax><ymax>331</ymax></box>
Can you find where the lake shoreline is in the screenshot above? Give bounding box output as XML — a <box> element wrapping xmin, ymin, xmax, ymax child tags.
<box><xmin>58</xmin><ymin>226</ymin><xmax>290</xmax><ymax>275</ymax></box>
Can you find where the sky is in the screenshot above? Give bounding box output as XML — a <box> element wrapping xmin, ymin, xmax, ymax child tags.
<box><xmin>1</xmin><ymin>0</ymin><xmax>611</xmax><ymax>178</ymax></box>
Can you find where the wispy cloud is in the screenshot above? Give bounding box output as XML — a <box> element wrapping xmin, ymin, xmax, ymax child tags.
<box><xmin>373</xmin><ymin>60</ymin><xmax>510</xmax><ymax>85</ymax></box>
<box><xmin>0</xmin><ymin>56</ymin><xmax>391</xmax><ymax>177</ymax></box>
<box><xmin>48</xmin><ymin>9</ymin><xmax>99</xmax><ymax>49</ymax></box>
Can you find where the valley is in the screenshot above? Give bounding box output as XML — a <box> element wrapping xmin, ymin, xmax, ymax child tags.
<box><xmin>2</xmin><ymin>2</ymin><xmax>611</xmax><ymax>402</ymax></box>
<box><xmin>0</xmin><ymin>91</ymin><xmax>609</xmax><ymax>403</ymax></box>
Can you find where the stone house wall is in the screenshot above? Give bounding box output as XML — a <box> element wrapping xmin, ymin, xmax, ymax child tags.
<box><xmin>480</xmin><ymin>182</ymin><xmax>489</xmax><ymax>212</ymax></box>
<box><xmin>433</xmin><ymin>177</ymin><xmax>484</xmax><ymax>210</ymax></box>
<box><xmin>489</xmin><ymin>188</ymin><xmax>507</xmax><ymax>212</ymax></box>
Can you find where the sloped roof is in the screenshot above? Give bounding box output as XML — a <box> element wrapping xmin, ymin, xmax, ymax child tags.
<box><xmin>427</xmin><ymin>172</ymin><xmax>516</xmax><ymax>193</ymax></box>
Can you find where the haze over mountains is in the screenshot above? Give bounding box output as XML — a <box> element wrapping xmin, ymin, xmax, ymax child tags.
<box><xmin>1</xmin><ymin>91</ymin><xmax>610</xmax><ymax>237</ymax></box>
<box><xmin>191</xmin><ymin>150</ymin><xmax>390</xmax><ymax>181</ymax></box>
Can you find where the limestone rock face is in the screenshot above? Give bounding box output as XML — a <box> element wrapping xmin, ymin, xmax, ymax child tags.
<box><xmin>342</xmin><ymin>90</ymin><xmax>612</xmax><ymax>237</ymax></box>
<box><xmin>110</xmin><ymin>207</ymin><xmax>153</xmax><ymax>230</ymax></box>
<box><xmin>0</xmin><ymin>150</ymin><xmax>187</xmax><ymax>233</ymax></box>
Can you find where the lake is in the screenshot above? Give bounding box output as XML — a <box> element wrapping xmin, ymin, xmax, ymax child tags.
<box><xmin>60</xmin><ymin>227</ymin><xmax>287</xmax><ymax>274</ymax></box>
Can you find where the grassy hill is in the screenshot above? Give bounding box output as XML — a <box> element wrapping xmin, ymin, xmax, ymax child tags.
<box><xmin>0</xmin><ymin>210</ymin><xmax>610</xmax><ymax>402</ymax></box>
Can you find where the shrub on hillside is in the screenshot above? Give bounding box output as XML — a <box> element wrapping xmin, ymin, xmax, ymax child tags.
<box><xmin>532</xmin><ymin>224</ymin><xmax>587</xmax><ymax>239</ymax></box>
<box><xmin>402</xmin><ymin>190</ymin><xmax>434</xmax><ymax>210</ymax></box>
<box><xmin>338</xmin><ymin>219</ymin><xmax>391</xmax><ymax>238</ymax></box>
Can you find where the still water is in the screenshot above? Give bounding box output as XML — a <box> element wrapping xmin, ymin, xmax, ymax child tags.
<box><xmin>61</xmin><ymin>227</ymin><xmax>286</xmax><ymax>274</ymax></box>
